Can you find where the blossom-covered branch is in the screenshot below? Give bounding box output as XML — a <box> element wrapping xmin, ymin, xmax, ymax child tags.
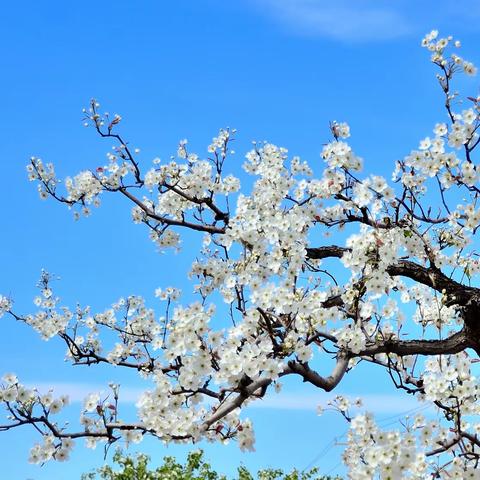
<box><xmin>3</xmin><ymin>29</ymin><xmax>480</xmax><ymax>478</ymax></box>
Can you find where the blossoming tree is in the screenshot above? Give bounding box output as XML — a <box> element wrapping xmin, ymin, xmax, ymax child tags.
<box><xmin>2</xmin><ymin>30</ymin><xmax>480</xmax><ymax>478</ymax></box>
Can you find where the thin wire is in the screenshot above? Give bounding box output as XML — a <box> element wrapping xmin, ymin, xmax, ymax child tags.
<box><xmin>325</xmin><ymin>460</ymin><xmax>343</xmax><ymax>477</ymax></box>
<box><xmin>302</xmin><ymin>430</ymin><xmax>348</xmax><ymax>472</ymax></box>
<box><xmin>302</xmin><ymin>402</ymin><xmax>432</xmax><ymax>473</ymax></box>
<box><xmin>377</xmin><ymin>402</ymin><xmax>431</xmax><ymax>425</ymax></box>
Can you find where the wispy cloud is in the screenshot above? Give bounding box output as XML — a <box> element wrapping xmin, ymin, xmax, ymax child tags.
<box><xmin>252</xmin><ymin>0</ymin><xmax>412</xmax><ymax>42</ymax></box>
<box><xmin>251</xmin><ymin>391</ymin><xmax>429</xmax><ymax>415</ymax></box>
<box><xmin>28</xmin><ymin>382</ymin><xmax>144</xmax><ymax>404</ymax></box>
<box><xmin>29</xmin><ymin>381</ymin><xmax>430</xmax><ymax>416</ymax></box>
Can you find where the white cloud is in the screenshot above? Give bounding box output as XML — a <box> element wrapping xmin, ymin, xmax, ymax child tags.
<box><xmin>29</xmin><ymin>381</ymin><xmax>430</xmax><ymax>416</ymax></box>
<box><xmin>252</xmin><ymin>0</ymin><xmax>412</xmax><ymax>41</ymax></box>
<box><xmin>27</xmin><ymin>382</ymin><xmax>144</xmax><ymax>404</ymax></box>
<box><xmin>251</xmin><ymin>391</ymin><xmax>429</xmax><ymax>415</ymax></box>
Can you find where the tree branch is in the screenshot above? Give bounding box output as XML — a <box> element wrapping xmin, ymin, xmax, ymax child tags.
<box><xmin>286</xmin><ymin>354</ymin><xmax>349</xmax><ymax>392</ymax></box>
<box><xmin>119</xmin><ymin>188</ymin><xmax>225</xmax><ymax>234</ymax></box>
<box><xmin>356</xmin><ymin>330</ymin><xmax>471</xmax><ymax>357</ymax></box>
<box><xmin>306</xmin><ymin>245</ymin><xmax>477</xmax><ymax>304</ymax></box>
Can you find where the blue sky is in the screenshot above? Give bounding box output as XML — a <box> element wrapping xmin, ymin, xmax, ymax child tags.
<box><xmin>1</xmin><ymin>1</ymin><xmax>480</xmax><ymax>478</ymax></box>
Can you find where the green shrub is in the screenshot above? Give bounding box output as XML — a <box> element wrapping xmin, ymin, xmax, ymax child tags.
<box><xmin>81</xmin><ymin>450</ymin><xmax>341</xmax><ymax>480</ymax></box>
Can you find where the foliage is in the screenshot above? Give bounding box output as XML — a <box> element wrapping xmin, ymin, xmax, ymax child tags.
<box><xmin>81</xmin><ymin>450</ymin><xmax>340</xmax><ymax>480</ymax></box>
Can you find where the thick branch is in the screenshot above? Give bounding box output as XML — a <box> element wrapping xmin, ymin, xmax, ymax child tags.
<box><xmin>306</xmin><ymin>245</ymin><xmax>477</xmax><ymax>303</ymax></box>
<box><xmin>356</xmin><ymin>330</ymin><xmax>471</xmax><ymax>357</ymax></box>
<box><xmin>386</xmin><ymin>261</ymin><xmax>476</xmax><ymax>304</ymax></box>
<box><xmin>204</xmin><ymin>376</ymin><xmax>274</xmax><ymax>427</ymax></box>
<box><xmin>286</xmin><ymin>354</ymin><xmax>349</xmax><ymax>392</ymax></box>
<box><xmin>306</xmin><ymin>246</ymin><xmax>348</xmax><ymax>260</ymax></box>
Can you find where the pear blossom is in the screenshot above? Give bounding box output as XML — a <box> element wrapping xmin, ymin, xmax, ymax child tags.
<box><xmin>3</xmin><ymin>30</ymin><xmax>480</xmax><ymax>478</ymax></box>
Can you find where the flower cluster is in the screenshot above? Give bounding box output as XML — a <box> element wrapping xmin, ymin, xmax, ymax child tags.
<box><xmin>422</xmin><ymin>29</ymin><xmax>477</xmax><ymax>76</ymax></box>
<box><xmin>0</xmin><ymin>374</ymin><xmax>71</xmax><ymax>463</ymax></box>
<box><xmin>0</xmin><ymin>295</ymin><xmax>11</xmax><ymax>317</ymax></box>
<box><xmin>3</xmin><ymin>29</ymin><xmax>480</xmax><ymax>479</ymax></box>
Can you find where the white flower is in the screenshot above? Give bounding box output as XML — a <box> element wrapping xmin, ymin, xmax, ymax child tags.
<box><xmin>83</xmin><ymin>393</ymin><xmax>100</xmax><ymax>412</ymax></box>
<box><xmin>0</xmin><ymin>295</ymin><xmax>12</xmax><ymax>318</ymax></box>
